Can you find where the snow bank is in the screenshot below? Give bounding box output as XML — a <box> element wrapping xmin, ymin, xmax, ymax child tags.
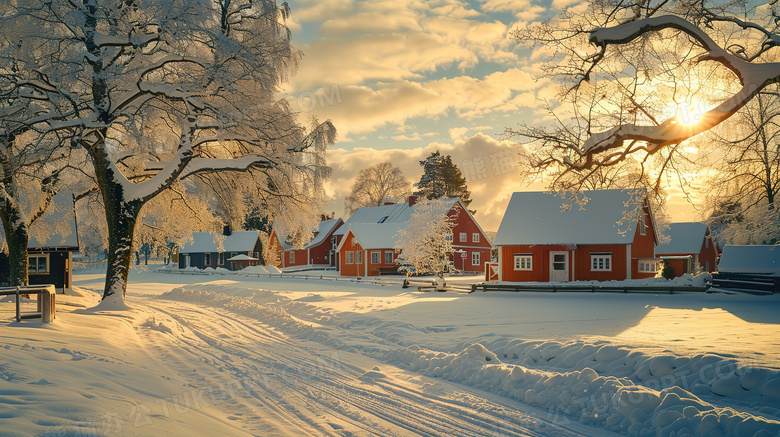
<box><xmin>388</xmin><ymin>343</ymin><xmax>780</xmax><ymax>436</ymax></box>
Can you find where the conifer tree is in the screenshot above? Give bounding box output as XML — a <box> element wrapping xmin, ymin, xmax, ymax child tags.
<box><xmin>414</xmin><ymin>151</ymin><xmax>472</xmax><ymax>210</ymax></box>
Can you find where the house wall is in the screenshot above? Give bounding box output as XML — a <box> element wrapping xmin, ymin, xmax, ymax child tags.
<box><xmin>27</xmin><ymin>250</ymin><xmax>73</xmax><ymax>289</ymax></box>
<box><xmin>284</xmin><ymin>249</ymin><xmax>309</xmax><ymax>267</ymax></box>
<box><xmin>699</xmin><ymin>236</ymin><xmax>719</xmax><ymax>272</ymax></box>
<box><xmin>631</xmin><ymin>205</ymin><xmax>657</xmax><ymax>279</ymax></box>
<box><xmin>449</xmin><ymin>208</ymin><xmax>492</xmax><ymax>273</ymax></box>
<box><xmin>573</xmin><ymin>244</ymin><xmax>628</xmax><ymax>281</ymax></box>
<box><xmin>338</xmin><ymin>231</ymin><xmax>399</xmax><ymax>277</ymax></box>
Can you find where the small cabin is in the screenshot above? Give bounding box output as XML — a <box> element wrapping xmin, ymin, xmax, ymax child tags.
<box><xmin>655</xmin><ymin>222</ymin><xmax>719</xmax><ymax>276</ymax></box>
<box><xmin>718</xmin><ymin>245</ymin><xmax>780</xmax><ymax>276</ymax></box>
<box><xmin>0</xmin><ymin>193</ymin><xmax>80</xmax><ymax>291</ymax></box>
<box><xmin>179</xmin><ymin>229</ymin><xmax>262</xmax><ymax>271</ymax></box>
<box><xmin>493</xmin><ymin>190</ymin><xmax>657</xmax><ymax>282</ymax></box>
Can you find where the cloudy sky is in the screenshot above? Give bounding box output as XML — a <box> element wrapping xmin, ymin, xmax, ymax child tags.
<box><xmin>280</xmin><ymin>0</ymin><xmax>699</xmax><ymax>231</ymax></box>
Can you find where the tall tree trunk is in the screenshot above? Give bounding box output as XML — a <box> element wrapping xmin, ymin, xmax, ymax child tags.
<box><xmin>0</xmin><ymin>211</ymin><xmax>30</xmax><ymax>287</ymax></box>
<box><xmin>89</xmin><ymin>145</ymin><xmax>143</xmax><ymax>301</ymax></box>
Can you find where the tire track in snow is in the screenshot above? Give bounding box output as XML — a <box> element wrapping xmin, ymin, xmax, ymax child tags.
<box><xmin>137</xmin><ymin>293</ymin><xmax>611</xmax><ymax>436</ymax></box>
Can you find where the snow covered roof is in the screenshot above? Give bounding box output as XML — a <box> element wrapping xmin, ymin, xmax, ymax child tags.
<box><xmin>334</xmin><ymin>198</ymin><xmax>463</xmax><ymax>236</ymax></box>
<box><xmin>718</xmin><ymin>245</ymin><xmax>780</xmax><ymax>276</ymax></box>
<box><xmin>227</xmin><ymin>254</ymin><xmax>258</xmax><ymax>261</ymax></box>
<box><xmin>655</xmin><ymin>222</ymin><xmax>707</xmax><ymax>255</ymax></box>
<box><xmin>28</xmin><ymin>192</ymin><xmax>80</xmax><ymax>250</ymax></box>
<box><xmin>493</xmin><ymin>190</ymin><xmax>645</xmax><ymax>246</ymax></box>
<box><xmin>337</xmin><ymin>224</ymin><xmax>404</xmax><ymax>251</ymax></box>
<box><xmin>303</xmin><ymin>218</ymin><xmax>343</xmax><ymax>249</ymax></box>
<box><xmin>180</xmin><ymin>230</ymin><xmax>260</xmax><ymax>254</ymax></box>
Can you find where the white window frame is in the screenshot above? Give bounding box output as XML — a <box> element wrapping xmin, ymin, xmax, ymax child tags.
<box><xmin>471</xmin><ymin>251</ymin><xmax>480</xmax><ymax>266</ymax></box>
<box><xmin>218</xmin><ymin>253</ymin><xmax>226</xmax><ymax>265</ymax></box>
<box><xmin>345</xmin><ymin>251</ymin><xmax>353</xmax><ymax>264</ymax></box>
<box><xmin>472</xmin><ymin>233</ymin><xmax>480</xmax><ymax>243</ymax></box>
<box><xmin>356</xmin><ymin>250</ymin><xmax>363</xmax><ymax>264</ymax></box>
<box><xmin>459</xmin><ymin>232</ymin><xmax>467</xmax><ymax>242</ymax></box>
<box><xmin>590</xmin><ymin>253</ymin><xmax>612</xmax><ymax>272</ymax></box>
<box><xmin>514</xmin><ymin>254</ymin><xmax>533</xmax><ymax>271</ymax></box>
<box><xmin>384</xmin><ymin>251</ymin><xmax>393</xmax><ymax>264</ymax></box>
<box><xmin>639</xmin><ymin>213</ymin><xmax>646</xmax><ymax>236</ymax></box>
<box><xmin>370</xmin><ymin>251</ymin><xmax>380</xmax><ymax>264</ymax></box>
<box><xmin>638</xmin><ymin>260</ymin><xmax>657</xmax><ymax>273</ymax></box>
<box><xmin>28</xmin><ymin>253</ymin><xmax>50</xmax><ymax>275</ymax></box>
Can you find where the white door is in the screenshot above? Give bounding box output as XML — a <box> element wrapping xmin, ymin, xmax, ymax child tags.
<box><xmin>549</xmin><ymin>251</ymin><xmax>569</xmax><ymax>282</ymax></box>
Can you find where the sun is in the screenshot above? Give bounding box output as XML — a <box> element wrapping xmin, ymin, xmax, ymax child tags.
<box><xmin>669</xmin><ymin>101</ymin><xmax>705</xmax><ymax>126</ymax></box>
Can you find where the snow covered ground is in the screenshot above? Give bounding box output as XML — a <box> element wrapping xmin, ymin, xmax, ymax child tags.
<box><xmin>1</xmin><ymin>264</ymin><xmax>779</xmax><ymax>436</ymax></box>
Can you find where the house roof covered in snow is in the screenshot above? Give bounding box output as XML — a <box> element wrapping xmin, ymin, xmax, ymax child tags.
<box><xmin>227</xmin><ymin>254</ymin><xmax>258</xmax><ymax>261</ymax></box>
<box><xmin>655</xmin><ymin>222</ymin><xmax>708</xmax><ymax>255</ymax></box>
<box><xmin>303</xmin><ymin>218</ymin><xmax>343</xmax><ymax>249</ymax></box>
<box><xmin>493</xmin><ymin>190</ymin><xmax>647</xmax><ymax>246</ymax></box>
<box><xmin>28</xmin><ymin>192</ymin><xmax>80</xmax><ymax>250</ymax></box>
<box><xmin>718</xmin><ymin>245</ymin><xmax>780</xmax><ymax>276</ymax></box>
<box><xmin>179</xmin><ymin>230</ymin><xmax>260</xmax><ymax>254</ymax></box>
<box><xmin>336</xmin><ymin>223</ymin><xmax>404</xmax><ymax>251</ymax></box>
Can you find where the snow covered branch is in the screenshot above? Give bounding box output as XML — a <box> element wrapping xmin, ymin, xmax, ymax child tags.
<box><xmin>580</xmin><ymin>15</ymin><xmax>780</xmax><ymax>164</ymax></box>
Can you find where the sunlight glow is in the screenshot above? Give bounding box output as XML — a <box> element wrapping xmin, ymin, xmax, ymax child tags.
<box><xmin>669</xmin><ymin>102</ymin><xmax>704</xmax><ymax>126</ymax></box>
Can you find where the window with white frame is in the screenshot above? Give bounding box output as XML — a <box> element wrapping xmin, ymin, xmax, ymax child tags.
<box><xmin>638</xmin><ymin>260</ymin><xmax>657</xmax><ymax>273</ymax></box>
<box><xmin>289</xmin><ymin>251</ymin><xmax>295</xmax><ymax>263</ymax></box>
<box><xmin>28</xmin><ymin>254</ymin><xmax>49</xmax><ymax>274</ymax></box>
<box><xmin>357</xmin><ymin>250</ymin><xmax>363</xmax><ymax>264</ymax></box>
<box><xmin>590</xmin><ymin>253</ymin><xmax>612</xmax><ymax>271</ymax></box>
<box><xmin>204</xmin><ymin>253</ymin><xmax>212</xmax><ymax>266</ymax></box>
<box><xmin>459</xmin><ymin>232</ymin><xmax>467</xmax><ymax>242</ymax></box>
<box><xmin>514</xmin><ymin>254</ymin><xmax>532</xmax><ymax>271</ymax></box>
<box><xmin>471</xmin><ymin>251</ymin><xmax>480</xmax><ymax>266</ymax></box>
<box><xmin>218</xmin><ymin>253</ymin><xmax>225</xmax><ymax>265</ymax></box>
<box><xmin>345</xmin><ymin>251</ymin><xmax>353</xmax><ymax>264</ymax></box>
<box><xmin>472</xmin><ymin>233</ymin><xmax>480</xmax><ymax>243</ymax></box>
<box><xmin>370</xmin><ymin>251</ymin><xmax>380</xmax><ymax>264</ymax></box>
<box><xmin>384</xmin><ymin>251</ymin><xmax>393</xmax><ymax>264</ymax></box>
<box><xmin>639</xmin><ymin>213</ymin><xmax>647</xmax><ymax>236</ymax></box>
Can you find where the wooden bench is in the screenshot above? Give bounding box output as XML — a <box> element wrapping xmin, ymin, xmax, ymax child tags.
<box><xmin>0</xmin><ymin>285</ymin><xmax>56</xmax><ymax>323</ymax></box>
<box><xmin>377</xmin><ymin>266</ymin><xmax>401</xmax><ymax>275</ymax></box>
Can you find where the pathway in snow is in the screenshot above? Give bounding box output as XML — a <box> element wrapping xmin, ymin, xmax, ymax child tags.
<box><xmin>136</xmin><ymin>296</ymin><xmax>611</xmax><ymax>436</ymax></box>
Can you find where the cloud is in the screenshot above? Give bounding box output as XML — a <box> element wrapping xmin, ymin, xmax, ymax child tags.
<box><xmin>282</xmin><ymin>68</ymin><xmax>549</xmax><ymax>137</ymax></box>
<box><xmin>323</xmin><ymin>133</ymin><xmax>535</xmax><ymax>231</ymax></box>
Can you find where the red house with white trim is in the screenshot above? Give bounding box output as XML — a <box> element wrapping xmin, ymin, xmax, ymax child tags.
<box><xmin>268</xmin><ymin>216</ymin><xmax>343</xmax><ymax>269</ymax></box>
<box><xmin>493</xmin><ymin>190</ymin><xmax>657</xmax><ymax>282</ymax></box>
<box><xmin>655</xmin><ymin>222</ymin><xmax>719</xmax><ymax>275</ymax></box>
<box><xmin>335</xmin><ymin>196</ymin><xmax>492</xmax><ymax>276</ymax></box>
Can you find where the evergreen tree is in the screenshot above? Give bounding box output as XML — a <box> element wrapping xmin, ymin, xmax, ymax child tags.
<box><xmin>414</xmin><ymin>151</ymin><xmax>473</xmax><ymax>210</ymax></box>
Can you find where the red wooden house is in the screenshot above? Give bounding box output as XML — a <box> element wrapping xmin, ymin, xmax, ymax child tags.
<box><xmin>335</xmin><ymin>196</ymin><xmax>492</xmax><ymax>276</ymax></box>
<box><xmin>493</xmin><ymin>190</ymin><xmax>658</xmax><ymax>282</ymax></box>
<box><xmin>655</xmin><ymin>222</ymin><xmax>719</xmax><ymax>275</ymax></box>
<box><xmin>268</xmin><ymin>217</ymin><xmax>343</xmax><ymax>269</ymax></box>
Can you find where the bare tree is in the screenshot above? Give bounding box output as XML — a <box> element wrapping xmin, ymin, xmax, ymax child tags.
<box><xmin>3</xmin><ymin>0</ymin><xmax>335</xmax><ymax>302</ymax></box>
<box><xmin>345</xmin><ymin>162</ymin><xmax>411</xmax><ymax>214</ymax></box>
<box><xmin>510</xmin><ymin>1</ymin><xmax>780</xmax><ymax>190</ymax></box>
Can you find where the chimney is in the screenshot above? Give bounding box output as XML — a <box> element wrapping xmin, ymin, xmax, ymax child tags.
<box><xmin>408</xmin><ymin>195</ymin><xmax>418</xmax><ymax>207</ymax></box>
<box><xmin>223</xmin><ymin>224</ymin><xmax>232</xmax><ymax>236</ymax></box>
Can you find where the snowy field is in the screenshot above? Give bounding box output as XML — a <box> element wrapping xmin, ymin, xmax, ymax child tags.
<box><xmin>1</xmin><ymin>265</ymin><xmax>779</xmax><ymax>436</ymax></box>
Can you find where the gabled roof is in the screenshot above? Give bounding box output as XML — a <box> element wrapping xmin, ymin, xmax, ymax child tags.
<box><xmin>180</xmin><ymin>230</ymin><xmax>260</xmax><ymax>254</ymax></box>
<box><xmin>655</xmin><ymin>222</ymin><xmax>708</xmax><ymax>255</ymax></box>
<box><xmin>28</xmin><ymin>192</ymin><xmax>80</xmax><ymax>250</ymax></box>
<box><xmin>718</xmin><ymin>245</ymin><xmax>780</xmax><ymax>276</ymax></box>
<box><xmin>303</xmin><ymin>218</ymin><xmax>343</xmax><ymax>249</ymax></box>
<box><xmin>336</xmin><ymin>224</ymin><xmax>404</xmax><ymax>252</ymax></box>
<box><xmin>333</xmin><ymin>202</ymin><xmax>414</xmax><ymax>236</ymax></box>
<box><xmin>493</xmin><ymin>190</ymin><xmax>647</xmax><ymax>246</ymax></box>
